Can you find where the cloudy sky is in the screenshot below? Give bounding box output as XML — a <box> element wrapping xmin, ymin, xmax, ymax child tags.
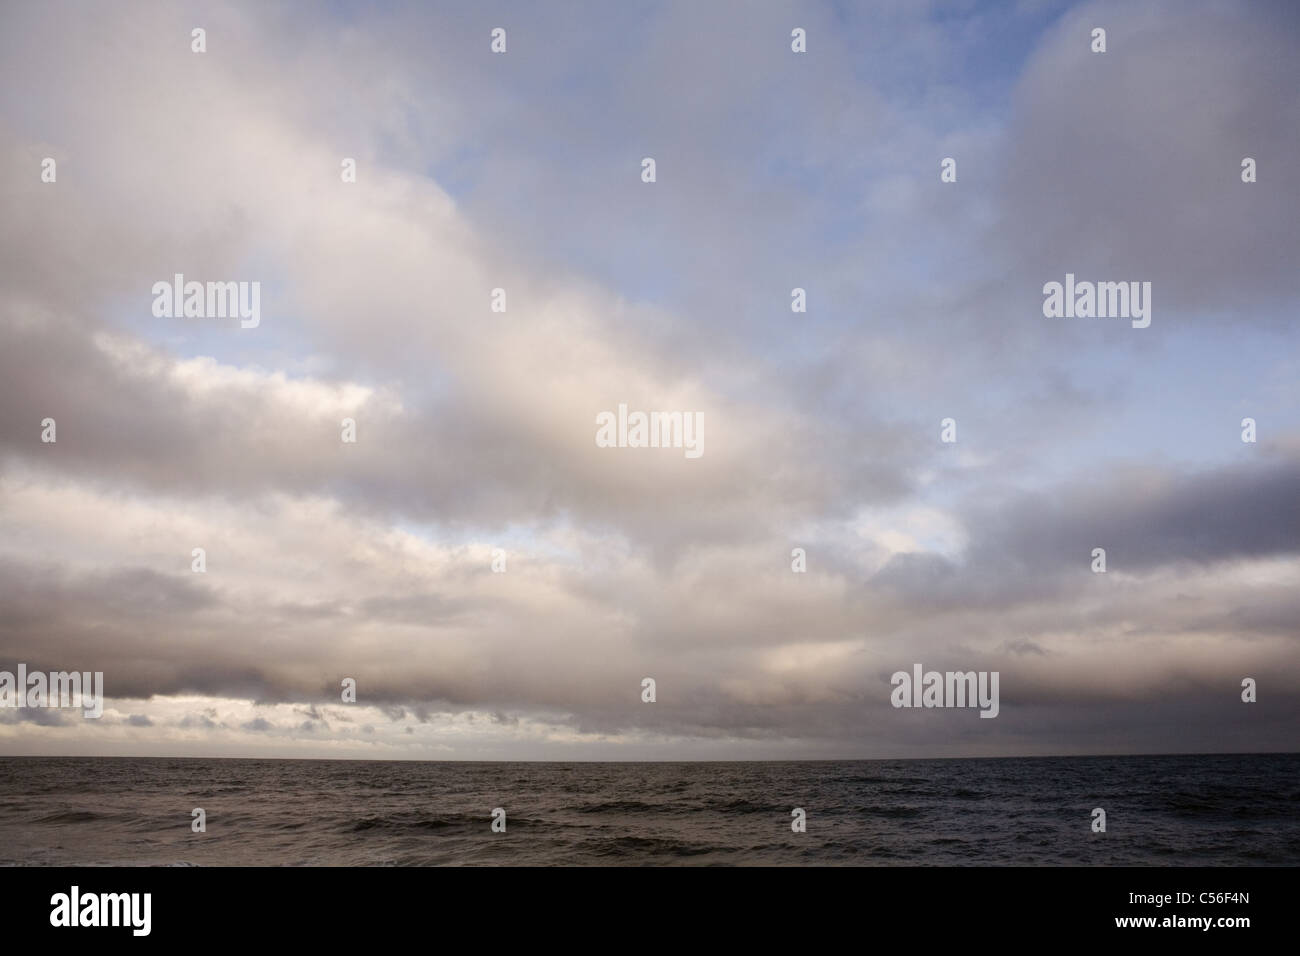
<box><xmin>1</xmin><ymin>0</ymin><xmax>1297</xmax><ymax>760</ymax></box>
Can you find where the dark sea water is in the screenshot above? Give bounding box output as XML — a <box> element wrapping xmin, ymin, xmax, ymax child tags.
<box><xmin>0</xmin><ymin>753</ymin><xmax>1296</xmax><ymax>866</ymax></box>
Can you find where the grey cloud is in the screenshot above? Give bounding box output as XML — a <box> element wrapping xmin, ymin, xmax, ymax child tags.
<box><xmin>0</xmin><ymin>0</ymin><xmax>1297</xmax><ymax>758</ymax></box>
<box><xmin>997</xmin><ymin>0</ymin><xmax>1300</xmax><ymax>317</ymax></box>
<box><xmin>969</xmin><ymin>455</ymin><xmax>1300</xmax><ymax>574</ymax></box>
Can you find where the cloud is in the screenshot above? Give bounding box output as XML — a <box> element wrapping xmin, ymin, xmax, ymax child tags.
<box><xmin>997</xmin><ymin>0</ymin><xmax>1300</xmax><ymax>318</ymax></box>
<box><xmin>0</xmin><ymin>0</ymin><xmax>1296</xmax><ymax>759</ymax></box>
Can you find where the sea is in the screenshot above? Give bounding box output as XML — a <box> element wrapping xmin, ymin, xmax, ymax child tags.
<box><xmin>1</xmin><ymin>753</ymin><xmax>1296</xmax><ymax>866</ymax></box>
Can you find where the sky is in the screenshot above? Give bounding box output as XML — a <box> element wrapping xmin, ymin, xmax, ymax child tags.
<box><xmin>0</xmin><ymin>0</ymin><xmax>1297</xmax><ymax>760</ymax></box>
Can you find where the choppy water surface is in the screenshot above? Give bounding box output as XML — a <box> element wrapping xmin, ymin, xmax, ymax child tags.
<box><xmin>1</xmin><ymin>753</ymin><xmax>1295</xmax><ymax>865</ymax></box>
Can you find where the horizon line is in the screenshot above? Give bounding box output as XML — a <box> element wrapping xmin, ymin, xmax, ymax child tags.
<box><xmin>1</xmin><ymin>749</ymin><xmax>1295</xmax><ymax>764</ymax></box>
